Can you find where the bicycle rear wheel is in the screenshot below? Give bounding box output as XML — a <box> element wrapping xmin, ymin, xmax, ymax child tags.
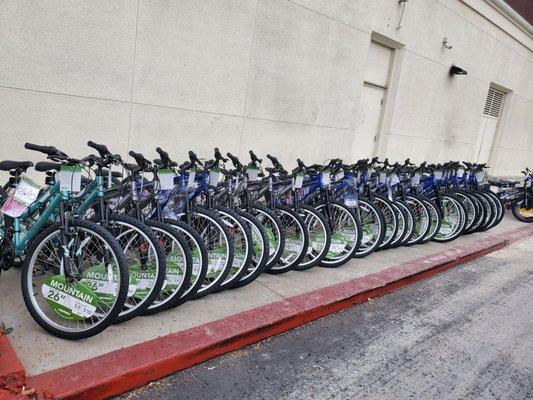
<box><xmin>267</xmin><ymin>205</ymin><xmax>309</xmax><ymax>274</ymax></box>
<box><xmin>215</xmin><ymin>205</ymin><xmax>253</xmax><ymax>290</ymax></box>
<box><xmin>294</xmin><ymin>205</ymin><xmax>331</xmax><ymax>270</ymax></box>
<box><xmin>232</xmin><ymin>210</ymin><xmax>269</xmax><ymax>288</ymax></box>
<box><xmin>143</xmin><ymin>220</ymin><xmax>192</xmax><ymax>314</ymax></box>
<box><xmin>354</xmin><ymin>199</ymin><xmax>385</xmax><ymax>257</ymax></box>
<box><xmin>106</xmin><ymin>215</ymin><xmax>166</xmax><ymax>323</ymax></box>
<box><xmin>317</xmin><ymin>201</ymin><xmax>361</xmax><ymax>268</ymax></box>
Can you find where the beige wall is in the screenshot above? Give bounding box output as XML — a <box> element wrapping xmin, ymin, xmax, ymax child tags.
<box><xmin>0</xmin><ymin>0</ymin><xmax>531</xmax><ymax>182</ymax></box>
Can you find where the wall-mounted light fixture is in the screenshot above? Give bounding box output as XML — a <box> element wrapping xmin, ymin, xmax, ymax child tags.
<box><xmin>449</xmin><ymin>65</ymin><xmax>468</xmax><ymax>76</ymax></box>
<box><xmin>442</xmin><ymin>37</ymin><xmax>453</xmax><ymax>49</ymax></box>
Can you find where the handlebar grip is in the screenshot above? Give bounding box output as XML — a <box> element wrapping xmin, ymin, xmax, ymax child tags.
<box><xmin>266</xmin><ymin>154</ymin><xmax>278</xmax><ymax>165</ymax></box>
<box><xmin>87</xmin><ymin>141</ymin><xmax>110</xmax><ymax>157</ymax></box>
<box><xmin>249</xmin><ymin>150</ymin><xmax>262</xmax><ymax>163</ymax></box>
<box><xmin>297</xmin><ymin>159</ymin><xmax>306</xmax><ymax>169</ymax></box>
<box><xmin>24</xmin><ymin>142</ymin><xmax>58</xmax><ymax>156</ymax></box>
<box><xmin>156</xmin><ymin>147</ymin><xmax>170</xmax><ymax>162</ymax></box>
<box><xmin>129</xmin><ymin>150</ymin><xmax>147</xmax><ymax>167</ymax></box>
<box><xmin>227</xmin><ymin>152</ymin><xmax>242</xmax><ymax>167</ymax></box>
<box><xmin>214</xmin><ymin>148</ymin><xmax>228</xmax><ymax>163</ymax></box>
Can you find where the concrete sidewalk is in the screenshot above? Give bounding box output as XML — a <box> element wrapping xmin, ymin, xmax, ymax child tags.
<box><xmin>0</xmin><ymin>215</ymin><xmax>528</xmax><ymax>377</ymax></box>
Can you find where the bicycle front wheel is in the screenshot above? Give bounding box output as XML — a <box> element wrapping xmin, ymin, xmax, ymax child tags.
<box><xmin>22</xmin><ymin>219</ymin><xmax>128</xmax><ymax>339</ymax></box>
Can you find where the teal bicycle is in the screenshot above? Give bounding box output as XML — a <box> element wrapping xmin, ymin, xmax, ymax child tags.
<box><xmin>0</xmin><ymin>144</ymin><xmax>128</xmax><ymax>339</ymax></box>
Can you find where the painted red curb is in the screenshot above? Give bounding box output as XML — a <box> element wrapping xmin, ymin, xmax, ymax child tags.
<box><xmin>7</xmin><ymin>225</ymin><xmax>533</xmax><ymax>400</ymax></box>
<box><xmin>0</xmin><ymin>327</ymin><xmax>25</xmax><ymax>397</ymax></box>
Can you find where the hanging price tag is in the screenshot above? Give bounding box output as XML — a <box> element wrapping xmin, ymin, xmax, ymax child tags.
<box><xmin>389</xmin><ymin>174</ymin><xmax>400</xmax><ymax>185</ymax></box>
<box><xmin>411</xmin><ymin>173</ymin><xmax>421</xmax><ymax>185</ymax></box>
<box><xmin>321</xmin><ymin>170</ymin><xmax>331</xmax><ymax>186</ymax></box>
<box><xmin>294</xmin><ymin>173</ymin><xmax>304</xmax><ymax>189</ymax></box>
<box><xmin>335</xmin><ymin>171</ymin><xmax>344</xmax><ymax>181</ymax></box>
<box><xmin>209</xmin><ymin>168</ymin><xmax>220</xmax><ymax>187</ymax></box>
<box><xmin>59</xmin><ymin>165</ymin><xmax>82</xmax><ymax>193</ymax></box>
<box><xmin>434</xmin><ymin>171</ymin><xmax>443</xmax><ymax>179</ymax></box>
<box><xmin>247</xmin><ymin>167</ymin><xmax>259</xmax><ymax>182</ymax></box>
<box><xmin>158</xmin><ymin>168</ymin><xmax>175</xmax><ymax>190</ymax></box>
<box><xmin>187</xmin><ymin>168</ymin><xmax>196</xmax><ymax>188</ymax></box>
<box><xmin>1</xmin><ymin>176</ymin><xmax>41</xmax><ymax>217</ymax></box>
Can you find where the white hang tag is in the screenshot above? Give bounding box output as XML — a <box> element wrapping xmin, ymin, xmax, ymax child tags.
<box><xmin>1</xmin><ymin>176</ymin><xmax>41</xmax><ymax>217</ymax></box>
<box><xmin>379</xmin><ymin>171</ymin><xmax>386</xmax><ymax>183</ymax></box>
<box><xmin>335</xmin><ymin>171</ymin><xmax>344</xmax><ymax>181</ymax></box>
<box><xmin>209</xmin><ymin>169</ymin><xmax>220</xmax><ymax>187</ymax></box>
<box><xmin>321</xmin><ymin>170</ymin><xmax>331</xmax><ymax>186</ymax></box>
<box><xmin>457</xmin><ymin>168</ymin><xmax>465</xmax><ymax>177</ymax></box>
<box><xmin>294</xmin><ymin>173</ymin><xmax>304</xmax><ymax>189</ymax></box>
<box><xmin>475</xmin><ymin>171</ymin><xmax>485</xmax><ymax>182</ymax></box>
<box><xmin>390</xmin><ymin>174</ymin><xmax>400</xmax><ymax>185</ymax></box>
<box><xmin>187</xmin><ymin>168</ymin><xmax>196</xmax><ymax>188</ymax></box>
<box><xmin>59</xmin><ymin>165</ymin><xmax>82</xmax><ymax>193</ymax></box>
<box><xmin>411</xmin><ymin>173</ymin><xmax>421</xmax><ymax>185</ymax></box>
<box><xmin>107</xmin><ymin>168</ymin><xmax>112</xmax><ymax>189</ymax></box>
<box><xmin>434</xmin><ymin>171</ymin><xmax>443</xmax><ymax>180</ymax></box>
<box><xmin>158</xmin><ymin>168</ymin><xmax>175</xmax><ymax>190</ymax></box>
<box><xmin>247</xmin><ymin>167</ymin><xmax>259</xmax><ymax>182</ymax></box>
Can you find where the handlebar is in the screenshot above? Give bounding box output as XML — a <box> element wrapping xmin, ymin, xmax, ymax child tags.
<box><xmin>214</xmin><ymin>147</ymin><xmax>228</xmax><ymax>163</ymax></box>
<box><xmin>87</xmin><ymin>141</ymin><xmax>110</xmax><ymax>158</ymax></box>
<box><xmin>129</xmin><ymin>150</ymin><xmax>151</xmax><ymax>170</ymax></box>
<box><xmin>227</xmin><ymin>152</ymin><xmax>243</xmax><ymax>170</ymax></box>
<box><xmin>25</xmin><ymin>142</ymin><xmax>65</xmax><ymax>157</ymax></box>
<box><xmin>249</xmin><ymin>150</ymin><xmax>262</xmax><ymax>164</ymax></box>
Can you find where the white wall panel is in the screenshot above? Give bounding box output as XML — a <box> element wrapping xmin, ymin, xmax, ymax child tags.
<box><xmin>0</xmin><ymin>88</ymin><xmax>130</xmax><ymax>181</ymax></box>
<box><xmin>245</xmin><ymin>0</ymin><xmax>369</xmax><ymax>129</ymax></box>
<box><xmin>132</xmin><ymin>0</ymin><xmax>256</xmax><ymax>115</ymax></box>
<box><xmin>0</xmin><ymin>0</ymin><xmax>137</xmax><ymax>100</ymax></box>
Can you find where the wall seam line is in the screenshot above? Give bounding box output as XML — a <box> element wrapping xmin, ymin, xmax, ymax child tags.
<box><xmin>285</xmin><ymin>0</ymin><xmax>371</xmax><ymax>35</ymax></box>
<box><xmin>239</xmin><ymin>0</ymin><xmax>260</xmax><ymax>155</ymax></box>
<box><xmin>126</xmin><ymin>0</ymin><xmax>141</xmax><ymax>151</ymax></box>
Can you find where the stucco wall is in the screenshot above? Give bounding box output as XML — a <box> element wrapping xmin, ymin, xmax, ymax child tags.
<box><xmin>0</xmin><ymin>0</ymin><xmax>531</xmax><ymax>180</ymax></box>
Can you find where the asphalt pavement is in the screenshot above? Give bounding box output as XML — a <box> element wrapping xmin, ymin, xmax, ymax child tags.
<box><xmin>118</xmin><ymin>237</ymin><xmax>533</xmax><ymax>400</ymax></box>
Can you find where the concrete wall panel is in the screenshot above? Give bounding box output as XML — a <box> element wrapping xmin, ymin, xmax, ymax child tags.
<box><xmin>132</xmin><ymin>0</ymin><xmax>257</xmax><ymax>115</ymax></box>
<box><xmin>0</xmin><ymin>88</ymin><xmax>130</xmax><ymax>181</ymax></box>
<box><xmin>240</xmin><ymin>118</ymin><xmax>354</xmax><ymax>167</ymax></box>
<box><xmin>245</xmin><ymin>0</ymin><xmax>369</xmax><ymax>129</ymax></box>
<box><xmin>129</xmin><ymin>104</ymin><xmax>243</xmax><ymax>163</ymax></box>
<box><xmin>0</xmin><ymin>0</ymin><xmax>137</xmax><ymax>100</ymax></box>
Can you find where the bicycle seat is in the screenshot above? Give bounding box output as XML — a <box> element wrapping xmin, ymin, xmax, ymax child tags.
<box><xmin>34</xmin><ymin>161</ymin><xmax>61</xmax><ymax>172</ymax></box>
<box><xmin>0</xmin><ymin>160</ymin><xmax>34</xmax><ymax>171</ymax></box>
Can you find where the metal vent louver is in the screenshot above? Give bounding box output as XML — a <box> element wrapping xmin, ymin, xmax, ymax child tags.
<box><xmin>483</xmin><ymin>88</ymin><xmax>504</xmax><ymax>118</ymax></box>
